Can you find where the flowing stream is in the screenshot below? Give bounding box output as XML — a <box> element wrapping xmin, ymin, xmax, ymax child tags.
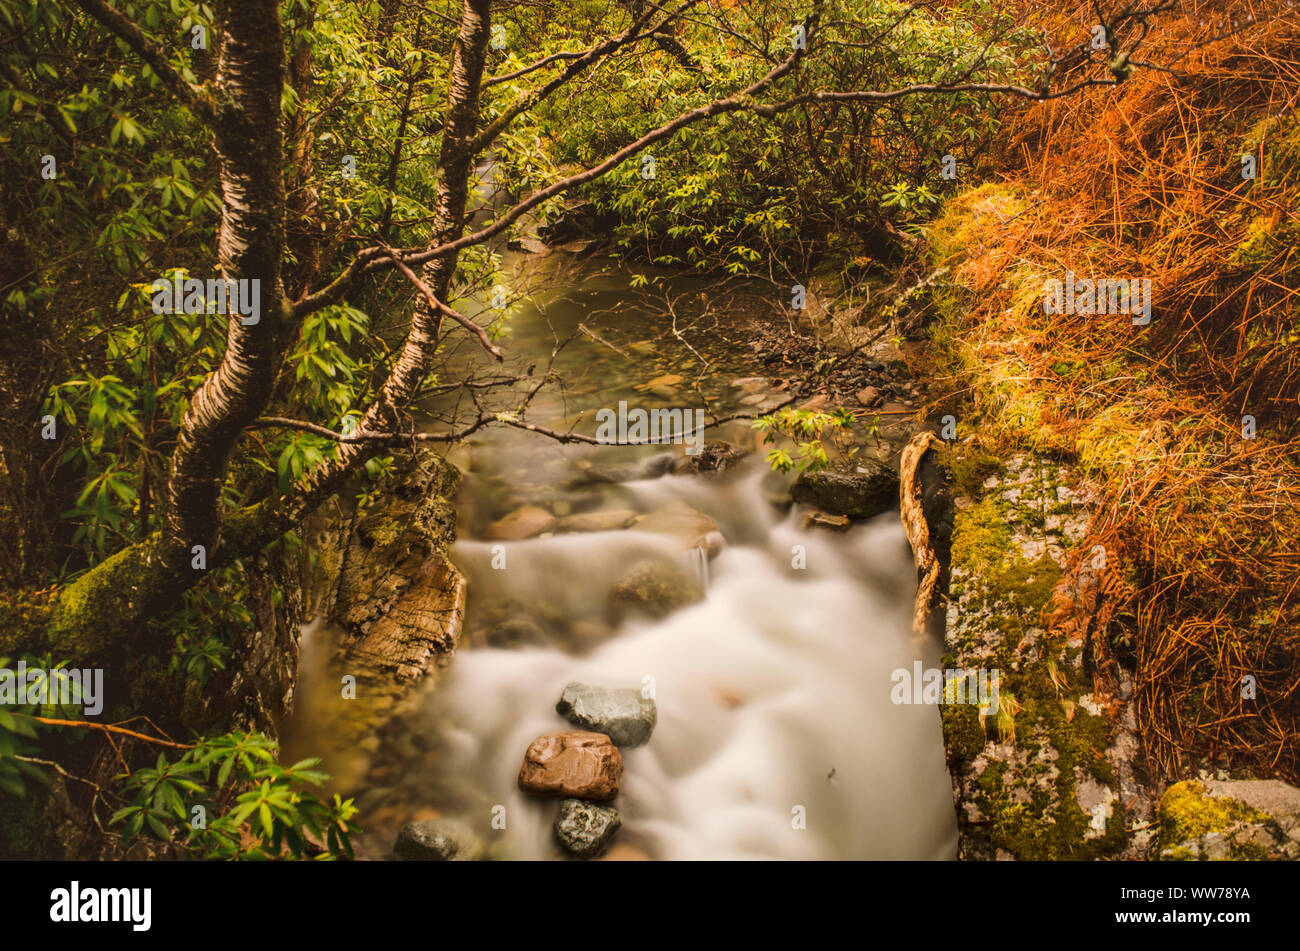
<box><xmin>290</xmin><ymin>245</ymin><xmax>958</xmax><ymax>860</ymax></box>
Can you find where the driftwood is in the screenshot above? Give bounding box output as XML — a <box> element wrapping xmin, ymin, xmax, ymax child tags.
<box><xmin>899</xmin><ymin>430</ymin><xmax>945</xmax><ymax>634</ymax></box>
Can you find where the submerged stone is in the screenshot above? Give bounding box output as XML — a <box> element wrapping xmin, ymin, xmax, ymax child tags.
<box><xmin>630</xmin><ymin>500</ymin><xmax>724</xmax><ymax>557</ymax></box>
<box><xmin>486</xmin><ymin>504</ymin><xmax>558</xmax><ymax>540</ymax></box>
<box><xmin>393</xmin><ymin>818</ymin><xmax>483</xmax><ymax>861</ymax></box>
<box><xmin>611</xmin><ymin>559</ymin><xmax>703</xmax><ymax>619</ymax></box>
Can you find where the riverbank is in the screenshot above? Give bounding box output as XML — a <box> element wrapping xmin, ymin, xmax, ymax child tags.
<box><xmin>902</xmin><ymin>8</ymin><xmax>1300</xmax><ymax>859</ymax></box>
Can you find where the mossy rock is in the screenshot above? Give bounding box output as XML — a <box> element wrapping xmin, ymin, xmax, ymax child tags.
<box><xmin>1155</xmin><ymin>780</ymin><xmax>1298</xmax><ymax>860</ymax></box>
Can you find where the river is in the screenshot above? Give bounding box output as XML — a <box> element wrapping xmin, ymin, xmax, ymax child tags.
<box><xmin>290</xmin><ymin>243</ymin><xmax>958</xmax><ymax>861</ymax></box>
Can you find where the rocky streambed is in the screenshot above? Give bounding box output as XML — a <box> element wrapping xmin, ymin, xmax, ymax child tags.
<box><xmin>275</xmin><ymin>243</ymin><xmax>963</xmax><ymax>860</ymax></box>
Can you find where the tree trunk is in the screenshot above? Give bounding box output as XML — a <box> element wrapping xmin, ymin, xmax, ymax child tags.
<box><xmin>43</xmin><ymin>0</ymin><xmax>495</xmax><ymax>661</ymax></box>
<box><xmin>46</xmin><ymin>0</ymin><xmax>292</xmax><ymax>659</ymax></box>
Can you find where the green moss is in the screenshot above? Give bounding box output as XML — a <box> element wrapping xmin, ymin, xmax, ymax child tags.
<box><xmin>0</xmin><ymin>588</ymin><xmax>55</xmax><ymax>655</ymax></box>
<box><xmin>45</xmin><ymin>540</ymin><xmax>164</xmax><ymax>659</ymax></box>
<box><xmin>943</xmin><ymin>445</ymin><xmax>1004</xmax><ymax>500</ymax></box>
<box><xmin>993</xmin><ymin>552</ymin><xmax>1062</xmax><ymax>622</ymax></box>
<box><xmin>951</xmin><ymin>497</ymin><xmax>1013</xmax><ymax>577</ymax></box>
<box><xmin>1158</xmin><ymin>781</ymin><xmax>1270</xmax><ymax>854</ymax></box>
<box><xmin>950</xmin><ymin>490</ymin><xmax>1062</xmax><ymax>653</ymax></box>
<box><xmin>961</xmin><ymin>636</ymin><xmax>1123</xmax><ymax>859</ymax></box>
<box><xmin>1243</xmin><ymin>112</ymin><xmax>1300</xmax><ymax>185</ymax></box>
<box><xmin>928</xmin><ymin>183</ymin><xmax>1028</xmax><ymax>261</ymax></box>
<box><xmin>942</xmin><ymin>702</ymin><xmax>987</xmax><ymax>767</ymax></box>
<box><xmin>1232</xmin><ymin>213</ymin><xmax>1299</xmax><ymax>267</ymax></box>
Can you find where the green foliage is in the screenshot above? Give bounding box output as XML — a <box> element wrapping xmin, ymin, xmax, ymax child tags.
<box><xmin>4</xmin><ymin>1</ymin><xmax>452</xmax><ymax>575</ymax></box>
<box><xmin>0</xmin><ymin>653</ymin><xmax>93</xmax><ymax>797</ymax></box>
<box><xmin>111</xmin><ymin>731</ymin><xmax>358</xmax><ymax>859</ymax></box>
<box><xmin>530</xmin><ymin>0</ymin><xmax>1039</xmax><ymax>271</ymax></box>
<box><xmin>752</xmin><ymin>406</ymin><xmax>853</xmax><ymax>472</ymax></box>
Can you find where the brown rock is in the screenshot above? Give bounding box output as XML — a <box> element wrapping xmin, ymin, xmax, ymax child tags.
<box><xmin>802</xmin><ymin>510</ymin><xmax>851</xmax><ymax>532</ymax></box>
<box><xmin>637</xmin><ymin>373</ymin><xmax>684</xmax><ymax>389</ymax></box>
<box><xmin>856</xmin><ymin>386</ymin><xmax>882</xmax><ymax>407</ymax></box>
<box><xmin>611</xmin><ymin>560</ymin><xmax>703</xmax><ymax>618</ymax></box>
<box><xmin>518</xmin><ymin>731</ymin><xmax>623</xmax><ymax>801</ymax></box>
<box><xmin>486</xmin><ymin>505</ymin><xmax>558</xmax><ymax>540</ymax></box>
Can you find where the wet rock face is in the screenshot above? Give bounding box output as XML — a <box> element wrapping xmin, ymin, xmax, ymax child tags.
<box><xmin>518</xmin><ymin>731</ymin><xmax>624</xmax><ymax>801</ymax></box>
<box><xmin>393</xmin><ymin>818</ymin><xmax>483</xmax><ymax>861</ymax></box>
<box><xmin>295</xmin><ymin>449</ymin><xmax>467</xmax><ymax>790</ymax></box>
<box><xmin>556</xmin><ymin>682</ymin><xmax>657</xmax><ymax>747</ymax></box>
<box><xmin>791</xmin><ymin>461</ymin><xmax>899</xmax><ymax>519</ymax></box>
<box><xmin>554</xmin><ymin>799</ymin><xmax>622</xmax><ymax>859</ymax></box>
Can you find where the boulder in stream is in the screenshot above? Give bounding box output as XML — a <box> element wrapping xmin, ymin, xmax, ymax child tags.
<box><xmin>518</xmin><ymin>731</ymin><xmax>623</xmax><ymax>801</ymax></box>
<box><xmin>486</xmin><ymin>504</ymin><xmax>558</xmax><ymax>540</ymax></box>
<box><xmin>393</xmin><ymin>817</ymin><xmax>483</xmax><ymax>861</ymax></box>
<box><xmin>791</xmin><ymin>461</ymin><xmax>899</xmax><ymax>519</ymax></box>
<box><xmin>611</xmin><ymin>559</ymin><xmax>704</xmax><ymax>618</ymax></box>
<box><xmin>556</xmin><ymin>682</ymin><xmax>657</xmax><ymax>747</ymax></box>
<box><xmin>554</xmin><ymin>799</ymin><xmax>622</xmax><ymax>859</ymax></box>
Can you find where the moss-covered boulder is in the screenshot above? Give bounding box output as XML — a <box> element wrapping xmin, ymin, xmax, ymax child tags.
<box><xmin>1158</xmin><ymin>779</ymin><xmax>1300</xmax><ymax>860</ymax></box>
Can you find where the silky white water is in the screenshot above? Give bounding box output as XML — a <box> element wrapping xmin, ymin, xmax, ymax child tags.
<box><xmin>426</xmin><ymin>463</ymin><xmax>958</xmax><ymax>860</ymax></box>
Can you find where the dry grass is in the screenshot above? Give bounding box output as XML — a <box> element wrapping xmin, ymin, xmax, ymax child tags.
<box><xmin>924</xmin><ymin>1</ymin><xmax>1300</xmax><ymax>781</ymax></box>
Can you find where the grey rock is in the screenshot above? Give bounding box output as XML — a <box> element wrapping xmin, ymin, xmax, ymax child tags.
<box><xmin>393</xmin><ymin>818</ymin><xmax>483</xmax><ymax>861</ymax></box>
<box><xmin>554</xmin><ymin>799</ymin><xmax>622</xmax><ymax>858</ymax></box>
<box><xmin>578</xmin><ymin>453</ymin><xmax>677</xmax><ymax>485</ymax></box>
<box><xmin>1203</xmin><ymin>779</ymin><xmax>1300</xmax><ymax>828</ymax></box>
<box><xmin>556</xmin><ymin>681</ymin><xmax>657</xmax><ymax>747</ymax></box>
<box><xmin>791</xmin><ymin>461</ymin><xmax>898</xmax><ymax>519</ymax></box>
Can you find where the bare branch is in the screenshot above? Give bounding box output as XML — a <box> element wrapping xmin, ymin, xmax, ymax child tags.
<box><xmin>382</xmin><ymin>247</ymin><xmax>502</xmax><ymax>360</ymax></box>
